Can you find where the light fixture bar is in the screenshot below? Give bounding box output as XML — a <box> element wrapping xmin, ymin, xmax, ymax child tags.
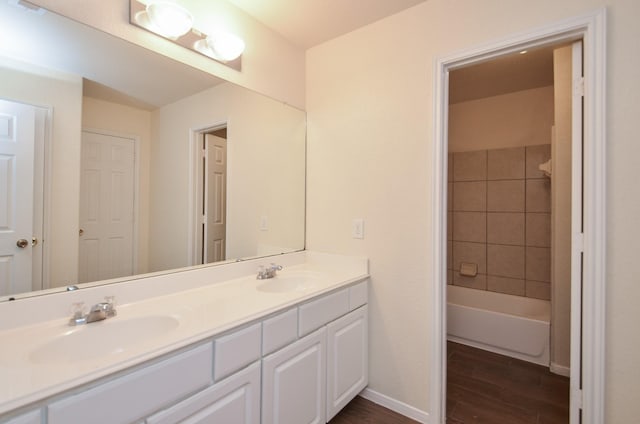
<box><xmin>129</xmin><ymin>0</ymin><xmax>242</xmax><ymax>71</ymax></box>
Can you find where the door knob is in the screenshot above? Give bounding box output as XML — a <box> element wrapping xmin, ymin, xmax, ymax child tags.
<box><xmin>16</xmin><ymin>239</ymin><xmax>28</xmax><ymax>249</ymax></box>
<box><xmin>79</xmin><ymin>229</ymin><xmax>84</xmax><ymax>236</ymax></box>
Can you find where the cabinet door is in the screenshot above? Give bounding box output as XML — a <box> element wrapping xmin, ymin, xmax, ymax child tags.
<box><xmin>262</xmin><ymin>327</ymin><xmax>326</xmax><ymax>424</ymax></box>
<box><xmin>326</xmin><ymin>305</ymin><xmax>368</xmax><ymax>420</ymax></box>
<box><xmin>147</xmin><ymin>362</ymin><xmax>260</xmax><ymax>424</ymax></box>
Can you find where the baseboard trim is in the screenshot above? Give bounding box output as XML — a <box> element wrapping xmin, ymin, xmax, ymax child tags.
<box><xmin>359</xmin><ymin>388</ymin><xmax>430</xmax><ymax>423</ymax></box>
<box><xmin>550</xmin><ymin>362</ymin><xmax>571</xmax><ymax>377</ymax></box>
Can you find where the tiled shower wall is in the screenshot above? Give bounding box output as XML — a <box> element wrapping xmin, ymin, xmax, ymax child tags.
<box><xmin>447</xmin><ymin>144</ymin><xmax>552</xmax><ymax>300</ymax></box>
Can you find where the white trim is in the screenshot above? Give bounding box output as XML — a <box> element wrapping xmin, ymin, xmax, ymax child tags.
<box><xmin>187</xmin><ymin>121</ymin><xmax>228</xmax><ymax>266</ymax></box>
<box><xmin>431</xmin><ymin>9</ymin><xmax>606</xmax><ymax>424</ymax></box>
<box><xmin>81</xmin><ymin>128</ymin><xmax>141</xmax><ymax>274</ymax></box>
<box><xmin>359</xmin><ymin>389</ymin><xmax>429</xmax><ymax>423</ymax></box>
<box><xmin>551</xmin><ymin>362</ymin><xmax>571</xmax><ymax>377</ymax></box>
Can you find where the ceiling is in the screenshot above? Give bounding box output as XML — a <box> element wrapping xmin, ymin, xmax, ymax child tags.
<box><xmin>449</xmin><ymin>45</ymin><xmax>560</xmax><ymax>104</ymax></box>
<box><xmin>224</xmin><ymin>0</ymin><xmax>427</xmax><ymax>48</ymax></box>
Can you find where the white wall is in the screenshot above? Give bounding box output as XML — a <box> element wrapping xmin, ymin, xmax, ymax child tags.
<box><xmin>81</xmin><ymin>96</ymin><xmax>152</xmax><ymax>274</ymax></box>
<box><xmin>306</xmin><ymin>0</ymin><xmax>640</xmax><ymax>421</ymax></box>
<box><xmin>30</xmin><ymin>0</ymin><xmax>306</xmax><ymax>109</ymax></box>
<box><xmin>0</xmin><ymin>63</ymin><xmax>82</xmax><ymax>289</ymax></box>
<box><xmin>149</xmin><ymin>83</ymin><xmax>305</xmax><ymax>271</ymax></box>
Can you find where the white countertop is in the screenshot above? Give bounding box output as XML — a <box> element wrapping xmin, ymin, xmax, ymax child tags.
<box><xmin>0</xmin><ymin>252</ymin><xmax>368</xmax><ymax>416</ymax></box>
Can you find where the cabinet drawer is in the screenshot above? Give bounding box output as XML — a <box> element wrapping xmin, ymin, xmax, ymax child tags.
<box><xmin>147</xmin><ymin>361</ymin><xmax>261</xmax><ymax>424</ymax></box>
<box><xmin>348</xmin><ymin>280</ymin><xmax>368</xmax><ymax>310</ymax></box>
<box><xmin>214</xmin><ymin>322</ymin><xmax>262</xmax><ymax>381</ymax></box>
<box><xmin>48</xmin><ymin>344</ymin><xmax>213</xmax><ymax>424</ymax></box>
<box><xmin>4</xmin><ymin>409</ymin><xmax>41</xmax><ymax>424</ymax></box>
<box><xmin>298</xmin><ymin>288</ymin><xmax>349</xmax><ymax>336</ymax></box>
<box><xmin>262</xmin><ymin>308</ymin><xmax>298</xmax><ymax>355</ymax></box>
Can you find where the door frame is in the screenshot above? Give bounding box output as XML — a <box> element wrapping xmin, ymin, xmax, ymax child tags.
<box><xmin>187</xmin><ymin>121</ymin><xmax>229</xmax><ymax>266</ymax></box>
<box><xmin>80</xmin><ymin>128</ymin><xmax>141</xmax><ymax>275</ymax></box>
<box><xmin>430</xmin><ymin>9</ymin><xmax>606</xmax><ymax>424</ymax></box>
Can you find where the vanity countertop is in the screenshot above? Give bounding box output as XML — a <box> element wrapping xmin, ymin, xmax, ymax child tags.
<box><xmin>0</xmin><ymin>252</ymin><xmax>368</xmax><ymax>416</ymax></box>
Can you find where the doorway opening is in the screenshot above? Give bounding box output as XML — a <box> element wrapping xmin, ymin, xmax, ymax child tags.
<box><xmin>193</xmin><ymin>125</ymin><xmax>228</xmax><ymax>265</ymax></box>
<box><xmin>445</xmin><ymin>40</ymin><xmax>576</xmax><ymax>423</ymax></box>
<box><xmin>430</xmin><ymin>10</ymin><xmax>606</xmax><ymax>424</ymax></box>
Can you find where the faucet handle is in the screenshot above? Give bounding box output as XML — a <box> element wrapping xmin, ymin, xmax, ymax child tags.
<box><xmin>103</xmin><ymin>296</ymin><xmax>117</xmax><ymax>317</ymax></box>
<box><xmin>69</xmin><ymin>302</ymin><xmax>86</xmax><ymax>326</ymax></box>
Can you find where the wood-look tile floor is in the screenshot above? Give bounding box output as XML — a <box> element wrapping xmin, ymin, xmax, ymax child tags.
<box><xmin>329</xmin><ymin>396</ymin><xmax>419</xmax><ymax>424</ymax></box>
<box><xmin>447</xmin><ymin>341</ymin><xmax>569</xmax><ymax>424</ymax></box>
<box><xmin>329</xmin><ymin>341</ymin><xmax>569</xmax><ymax>424</ymax></box>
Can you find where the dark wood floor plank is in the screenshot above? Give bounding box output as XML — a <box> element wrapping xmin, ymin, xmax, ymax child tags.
<box><xmin>329</xmin><ymin>396</ymin><xmax>419</xmax><ymax>424</ymax></box>
<box><xmin>447</xmin><ymin>341</ymin><xmax>569</xmax><ymax>424</ymax></box>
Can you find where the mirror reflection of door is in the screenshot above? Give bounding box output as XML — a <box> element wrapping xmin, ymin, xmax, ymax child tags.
<box><xmin>196</xmin><ymin>129</ymin><xmax>227</xmax><ymax>264</ymax></box>
<box><xmin>78</xmin><ymin>130</ymin><xmax>136</xmax><ymax>283</ymax></box>
<box><xmin>0</xmin><ymin>99</ymin><xmax>47</xmax><ymax>296</ymax></box>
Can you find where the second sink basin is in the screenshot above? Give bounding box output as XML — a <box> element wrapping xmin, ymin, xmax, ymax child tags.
<box><xmin>29</xmin><ymin>315</ymin><xmax>180</xmax><ymax>365</ymax></box>
<box><xmin>256</xmin><ymin>271</ymin><xmax>324</xmax><ymax>293</ymax></box>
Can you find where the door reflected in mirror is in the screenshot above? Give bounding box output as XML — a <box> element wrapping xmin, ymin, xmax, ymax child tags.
<box><xmin>0</xmin><ymin>2</ymin><xmax>305</xmax><ymax>300</ymax></box>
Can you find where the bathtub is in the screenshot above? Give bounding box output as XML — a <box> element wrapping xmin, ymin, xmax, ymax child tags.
<box><xmin>447</xmin><ymin>285</ymin><xmax>550</xmax><ymax>366</ymax></box>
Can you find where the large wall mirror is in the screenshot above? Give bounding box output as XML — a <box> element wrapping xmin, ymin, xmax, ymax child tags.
<box><xmin>0</xmin><ymin>2</ymin><xmax>306</xmax><ymax>301</ymax></box>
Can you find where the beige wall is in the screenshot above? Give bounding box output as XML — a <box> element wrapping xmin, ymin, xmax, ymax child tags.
<box><xmin>0</xmin><ymin>63</ymin><xmax>82</xmax><ymax>289</ymax></box>
<box><xmin>306</xmin><ymin>0</ymin><xmax>640</xmax><ymax>421</ymax></box>
<box><xmin>31</xmin><ymin>0</ymin><xmax>306</xmax><ymax>109</ymax></box>
<box><xmin>81</xmin><ymin>96</ymin><xmax>152</xmax><ymax>274</ymax></box>
<box><xmin>149</xmin><ymin>82</ymin><xmax>305</xmax><ymax>271</ymax></box>
<box><xmin>449</xmin><ymin>86</ymin><xmax>554</xmax><ymax>152</ymax></box>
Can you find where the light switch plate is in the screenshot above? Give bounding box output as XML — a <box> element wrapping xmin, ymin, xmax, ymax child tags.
<box><xmin>352</xmin><ymin>219</ymin><xmax>364</xmax><ymax>239</ymax></box>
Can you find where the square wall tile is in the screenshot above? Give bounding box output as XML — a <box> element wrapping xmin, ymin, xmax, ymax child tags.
<box><xmin>526</xmin><ymin>179</ymin><xmax>551</xmax><ymax>212</ymax></box>
<box><xmin>487</xmin><ymin>244</ymin><xmax>525</xmax><ymax>279</ymax></box>
<box><xmin>526</xmin><ymin>213</ymin><xmax>551</xmax><ymax>247</ymax></box>
<box><xmin>447</xmin><ymin>269</ymin><xmax>453</xmax><ymax>285</ymax></box>
<box><xmin>526</xmin><ymin>247</ymin><xmax>551</xmax><ymax>282</ymax></box>
<box><xmin>487</xmin><ymin>180</ymin><xmax>525</xmax><ymax>212</ymax></box>
<box><xmin>447</xmin><ymin>240</ymin><xmax>453</xmax><ymax>270</ymax></box>
<box><xmin>488</xmin><ymin>147</ymin><xmax>525</xmax><ymax>180</ymax></box>
<box><xmin>526</xmin><ymin>144</ymin><xmax>551</xmax><ymax>179</ymax></box>
<box><xmin>448</xmin><ymin>182</ymin><xmax>453</xmax><ymax>212</ymax></box>
<box><xmin>453</xmin><ymin>150</ymin><xmax>487</xmax><ymax>182</ymax></box>
<box><xmin>448</xmin><ymin>153</ymin><xmax>453</xmax><ymax>182</ymax></box>
<box><xmin>487</xmin><ymin>212</ymin><xmax>525</xmax><ymax>246</ymax></box>
<box><xmin>453</xmin><ymin>241</ymin><xmax>487</xmax><ymax>274</ymax></box>
<box><xmin>526</xmin><ymin>280</ymin><xmax>551</xmax><ymax>300</ymax></box>
<box><xmin>487</xmin><ymin>276</ymin><xmax>526</xmax><ymax>296</ymax></box>
<box><xmin>453</xmin><ymin>181</ymin><xmax>486</xmax><ymax>211</ymax></box>
<box><xmin>453</xmin><ymin>212</ymin><xmax>486</xmax><ymax>243</ymax></box>
<box><xmin>447</xmin><ymin>212</ymin><xmax>453</xmax><ymax>241</ymax></box>
<box><xmin>453</xmin><ymin>273</ymin><xmax>487</xmax><ymax>290</ymax></box>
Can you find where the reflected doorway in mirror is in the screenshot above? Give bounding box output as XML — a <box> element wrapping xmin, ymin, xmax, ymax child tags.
<box><xmin>0</xmin><ymin>99</ymin><xmax>49</xmax><ymax>297</ymax></box>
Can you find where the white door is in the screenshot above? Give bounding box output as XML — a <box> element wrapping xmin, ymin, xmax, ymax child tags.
<box><xmin>78</xmin><ymin>130</ymin><xmax>135</xmax><ymax>283</ymax></box>
<box><xmin>205</xmin><ymin>134</ymin><xmax>227</xmax><ymax>263</ymax></box>
<box><xmin>262</xmin><ymin>328</ymin><xmax>326</xmax><ymax>424</ymax></box>
<box><xmin>569</xmin><ymin>40</ymin><xmax>584</xmax><ymax>424</ymax></box>
<box><xmin>326</xmin><ymin>305</ymin><xmax>368</xmax><ymax>420</ymax></box>
<box><xmin>0</xmin><ymin>99</ymin><xmax>35</xmax><ymax>296</ymax></box>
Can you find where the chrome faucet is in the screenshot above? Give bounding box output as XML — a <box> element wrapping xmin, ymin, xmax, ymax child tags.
<box><xmin>69</xmin><ymin>296</ymin><xmax>117</xmax><ymax>326</ymax></box>
<box><xmin>257</xmin><ymin>263</ymin><xmax>283</xmax><ymax>279</ymax></box>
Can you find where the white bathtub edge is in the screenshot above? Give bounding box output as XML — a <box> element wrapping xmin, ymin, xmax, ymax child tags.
<box><xmin>550</xmin><ymin>362</ymin><xmax>571</xmax><ymax>377</ymax></box>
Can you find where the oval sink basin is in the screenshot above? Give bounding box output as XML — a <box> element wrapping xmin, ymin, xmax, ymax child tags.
<box><xmin>257</xmin><ymin>271</ymin><xmax>324</xmax><ymax>293</ymax></box>
<box><xmin>30</xmin><ymin>315</ymin><xmax>180</xmax><ymax>364</ymax></box>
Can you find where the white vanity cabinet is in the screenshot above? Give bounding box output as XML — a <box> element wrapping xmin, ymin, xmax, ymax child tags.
<box><xmin>326</xmin><ymin>305</ymin><xmax>369</xmax><ymax>420</ymax></box>
<box><xmin>262</xmin><ymin>328</ymin><xmax>327</xmax><ymax>424</ymax></box>
<box><xmin>47</xmin><ymin>344</ymin><xmax>213</xmax><ymax>424</ymax></box>
<box><xmin>0</xmin><ymin>277</ymin><xmax>369</xmax><ymax>424</ymax></box>
<box><xmin>3</xmin><ymin>410</ymin><xmax>41</xmax><ymax>424</ymax></box>
<box><xmin>146</xmin><ymin>361</ymin><xmax>261</xmax><ymax>424</ymax></box>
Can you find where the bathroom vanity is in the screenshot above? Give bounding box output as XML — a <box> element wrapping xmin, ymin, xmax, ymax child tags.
<box><xmin>0</xmin><ymin>252</ymin><xmax>369</xmax><ymax>424</ymax></box>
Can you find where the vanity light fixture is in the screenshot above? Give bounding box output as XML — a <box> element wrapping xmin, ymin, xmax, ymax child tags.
<box><xmin>130</xmin><ymin>0</ymin><xmax>244</xmax><ymax>70</ymax></box>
